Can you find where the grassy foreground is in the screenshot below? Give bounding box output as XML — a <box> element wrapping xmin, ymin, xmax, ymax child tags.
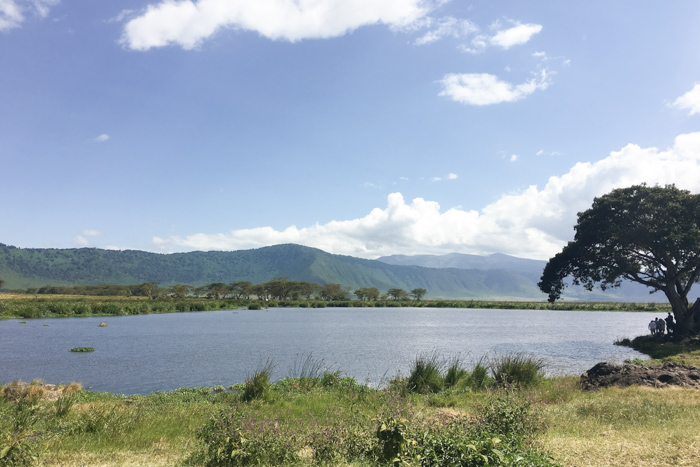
<box><xmin>3</xmin><ymin>349</ymin><xmax>700</xmax><ymax>467</ymax></box>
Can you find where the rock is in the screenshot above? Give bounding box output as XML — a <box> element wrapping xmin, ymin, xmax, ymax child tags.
<box><xmin>580</xmin><ymin>361</ymin><xmax>700</xmax><ymax>390</ymax></box>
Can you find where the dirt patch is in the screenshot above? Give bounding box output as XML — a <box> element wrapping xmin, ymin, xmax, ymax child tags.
<box><xmin>580</xmin><ymin>361</ymin><xmax>700</xmax><ymax>391</ymax></box>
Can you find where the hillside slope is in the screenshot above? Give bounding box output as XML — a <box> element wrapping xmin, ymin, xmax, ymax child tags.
<box><xmin>0</xmin><ymin>243</ymin><xmax>545</xmax><ymax>300</ymax></box>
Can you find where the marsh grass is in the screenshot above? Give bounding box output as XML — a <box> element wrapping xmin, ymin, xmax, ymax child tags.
<box><xmin>490</xmin><ymin>353</ymin><xmax>545</xmax><ymax>387</ymax></box>
<box><xmin>242</xmin><ymin>359</ymin><xmax>275</xmax><ymax>402</ymax></box>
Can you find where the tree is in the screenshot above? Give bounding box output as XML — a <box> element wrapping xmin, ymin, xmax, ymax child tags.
<box><xmin>206</xmin><ymin>283</ymin><xmax>228</xmax><ymax>300</ymax></box>
<box><xmin>318</xmin><ymin>283</ymin><xmax>349</xmax><ymax>301</ymax></box>
<box><xmin>0</xmin><ymin>279</ymin><xmax>5</xmax><ymax>291</ymax></box>
<box><xmin>230</xmin><ymin>281</ymin><xmax>253</xmax><ymax>299</ymax></box>
<box><xmin>137</xmin><ymin>282</ymin><xmax>161</xmax><ymax>300</ymax></box>
<box><xmin>169</xmin><ymin>284</ymin><xmax>194</xmax><ymax>299</ymax></box>
<box><xmin>354</xmin><ymin>287</ymin><xmax>380</xmax><ymax>301</ymax></box>
<box><xmin>387</xmin><ymin>288</ymin><xmax>409</xmax><ymax>300</ymax></box>
<box><xmin>410</xmin><ymin>288</ymin><xmax>427</xmax><ymax>301</ymax></box>
<box><xmin>538</xmin><ymin>184</ymin><xmax>700</xmax><ymax>336</ymax></box>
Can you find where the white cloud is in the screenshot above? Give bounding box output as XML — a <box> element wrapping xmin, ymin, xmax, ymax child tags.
<box><xmin>439</xmin><ymin>69</ymin><xmax>551</xmax><ymax>105</ymax></box>
<box><xmin>0</xmin><ymin>0</ymin><xmax>57</xmax><ymax>31</ymax></box>
<box><xmin>431</xmin><ymin>172</ymin><xmax>458</xmax><ymax>182</ymax></box>
<box><xmin>93</xmin><ymin>134</ymin><xmax>110</xmax><ymax>142</ymax></box>
<box><xmin>73</xmin><ymin>236</ymin><xmax>90</xmax><ymax>247</ymax></box>
<box><xmin>413</xmin><ymin>15</ymin><xmax>478</xmax><ymax>45</ymax></box>
<box><xmin>82</xmin><ymin>229</ymin><xmax>102</xmax><ymax>236</ymax></box>
<box><xmin>673</xmin><ymin>84</ymin><xmax>700</xmax><ymax>116</ymax></box>
<box><xmin>121</xmin><ymin>0</ymin><xmax>439</xmax><ymax>50</ymax></box>
<box><xmin>153</xmin><ymin>132</ymin><xmax>700</xmax><ymax>260</ymax></box>
<box><xmin>489</xmin><ymin>22</ymin><xmax>542</xmax><ymax>49</ymax></box>
<box><xmin>509</xmin><ymin>154</ymin><xmax>518</xmax><ymax>162</ymax></box>
<box><xmin>461</xmin><ymin>20</ymin><xmax>541</xmax><ymax>54</ymax></box>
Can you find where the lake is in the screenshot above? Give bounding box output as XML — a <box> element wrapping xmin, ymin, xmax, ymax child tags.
<box><xmin>0</xmin><ymin>307</ymin><xmax>656</xmax><ymax>395</ymax></box>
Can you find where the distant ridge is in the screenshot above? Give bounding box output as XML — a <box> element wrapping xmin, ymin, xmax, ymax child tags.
<box><xmin>0</xmin><ymin>243</ymin><xmax>541</xmax><ymax>300</ymax></box>
<box><xmin>0</xmin><ymin>243</ymin><xmax>669</xmax><ymax>301</ymax></box>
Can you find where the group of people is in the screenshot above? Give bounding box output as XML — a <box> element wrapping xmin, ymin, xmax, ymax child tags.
<box><xmin>649</xmin><ymin>313</ymin><xmax>675</xmax><ymax>337</ymax></box>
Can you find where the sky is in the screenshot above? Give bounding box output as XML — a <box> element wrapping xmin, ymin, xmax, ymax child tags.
<box><xmin>2</xmin><ymin>0</ymin><xmax>700</xmax><ymax>261</ymax></box>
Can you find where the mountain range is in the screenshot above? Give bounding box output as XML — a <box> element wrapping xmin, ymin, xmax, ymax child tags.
<box><xmin>0</xmin><ymin>242</ymin><xmax>666</xmax><ymax>301</ymax></box>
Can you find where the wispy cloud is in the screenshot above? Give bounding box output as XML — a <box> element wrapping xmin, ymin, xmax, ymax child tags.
<box><xmin>120</xmin><ymin>0</ymin><xmax>440</xmax><ymax>50</ymax></box>
<box><xmin>509</xmin><ymin>154</ymin><xmax>518</xmax><ymax>162</ymax></box>
<box><xmin>490</xmin><ymin>22</ymin><xmax>542</xmax><ymax>49</ymax></box>
<box><xmin>673</xmin><ymin>84</ymin><xmax>700</xmax><ymax>116</ymax></box>
<box><xmin>93</xmin><ymin>134</ymin><xmax>110</xmax><ymax>143</ymax></box>
<box><xmin>439</xmin><ymin>69</ymin><xmax>551</xmax><ymax>105</ymax></box>
<box><xmin>413</xmin><ymin>16</ymin><xmax>478</xmax><ymax>45</ymax></box>
<box><xmin>0</xmin><ymin>0</ymin><xmax>58</xmax><ymax>31</ymax></box>
<box><xmin>461</xmin><ymin>20</ymin><xmax>542</xmax><ymax>54</ymax></box>
<box><xmin>82</xmin><ymin>229</ymin><xmax>102</xmax><ymax>236</ymax></box>
<box><xmin>431</xmin><ymin>173</ymin><xmax>458</xmax><ymax>182</ymax></box>
<box><xmin>153</xmin><ymin>132</ymin><xmax>700</xmax><ymax>260</ymax></box>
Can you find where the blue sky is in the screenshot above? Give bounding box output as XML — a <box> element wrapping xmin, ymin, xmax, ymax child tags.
<box><xmin>2</xmin><ymin>0</ymin><xmax>700</xmax><ymax>260</ymax></box>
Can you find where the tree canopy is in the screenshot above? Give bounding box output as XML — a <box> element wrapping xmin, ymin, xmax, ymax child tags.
<box><xmin>539</xmin><ymin>184</ymin><xmax>700</xmax><ymax>335</ymax></box>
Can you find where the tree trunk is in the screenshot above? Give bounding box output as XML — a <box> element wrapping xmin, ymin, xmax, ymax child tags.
<box><xmin>665</xmin><ymin>287</ymin><xmax>692</xmax><ymax>336</ymax></box>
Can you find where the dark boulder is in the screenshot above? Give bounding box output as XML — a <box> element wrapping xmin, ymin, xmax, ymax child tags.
<box><xmin>580</xmin><ymin>361</ymin><xmax>700</xmax><ymax>390</ymax></box>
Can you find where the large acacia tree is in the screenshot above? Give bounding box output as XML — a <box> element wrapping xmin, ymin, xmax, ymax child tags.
<box><xmin>539</xmin><ymin>184</ymin><xmax>700</xmax><ymax>336</ymax></box>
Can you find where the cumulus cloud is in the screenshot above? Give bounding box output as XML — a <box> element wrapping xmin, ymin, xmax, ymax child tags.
<box><xmin>153</xmin><ymin>132</ymin><xmax>700</xmax><ymax>260</ymax></box>
<box><xmin>120</xmin><ymin>0</ymin><xmax>439</xmax><ymax>50</ymax></box>
<box><xmin>438</xmin><ymin>69</ymin><xmax>551</xmax><ymax>105</ymax></box>
<box><xmin>0</xmin><ymin>0</ymin><xmax>57</xmax><ymax>31</ymax></box>
<box><xmin>673</xmin><ymin>84</ymin><xmax>700</xmax><ymax>116</ymax></box>
<box><xmin>93</xmin><ymin>133</ymin><xmax>110</xmax><ymax>143</ymax></box>
<box><xmin>509</xmin><ymin>154</ymin><xmax>518</xmax><ymax>162</ymax></box>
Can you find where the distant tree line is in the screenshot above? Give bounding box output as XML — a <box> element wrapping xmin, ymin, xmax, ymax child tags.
<box><xmin>3</xmin><ymin>278</ymin><xmax>428</xmax><ymax>302</ymax></box>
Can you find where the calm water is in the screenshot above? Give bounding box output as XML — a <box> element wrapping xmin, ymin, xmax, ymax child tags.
<box><xmin>0</xmin><ymin>307</ymin><xmax>655</xmax><ymax>395</ymax></box>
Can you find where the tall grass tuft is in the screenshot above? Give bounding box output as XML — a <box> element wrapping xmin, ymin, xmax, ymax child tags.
<box><xmin>242</xmin><ymin>360</ymin><xmax>274</xmax><ymax>402</ymax></box>
<box><xmin>490</xmin><ymin>353</ymin><xmax>545</xmax><ymax>387</ymax></box>
<box><xmin>444</xmin><ymin>355</ymin><xmax>468</xmax><ymax>388</ymax></box>
<box><xmin>466</xmin><ymin>357</ymin><xmax>490</xmax><ymax>390</ymax></box>
<box><xmin>407</xmin><ymin>351</ymin><xmax>444</xmax><ymax>394</ymax></box>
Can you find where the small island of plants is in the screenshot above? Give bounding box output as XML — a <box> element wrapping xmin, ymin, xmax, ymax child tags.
<box><xmin>69</xmin><ymin>347</ymin><xmax>94</xmax><ymax>352</ymax></box>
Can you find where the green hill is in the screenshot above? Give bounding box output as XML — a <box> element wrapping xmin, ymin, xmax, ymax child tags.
<box><xmin>0</xmin><ymin>243</ymin><xmax>545</xmax><ymax>300</ymax></box>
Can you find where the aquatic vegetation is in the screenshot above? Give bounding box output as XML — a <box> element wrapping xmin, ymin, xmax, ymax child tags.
<box><xmin>69</xmin><ymin>347</ymin><xmax>94</xmax><ymax>353</ymax></box>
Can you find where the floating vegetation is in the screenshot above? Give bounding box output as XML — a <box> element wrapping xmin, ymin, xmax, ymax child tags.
<box><xmin>19</xmin><ymin>321</ymin><xmax>27</xmax><ymax>324</ymax></box>
<box><xmin>70</xmin><ymin>347</ymin><xmax>94</xmax><ymax>352</ymax></box>
<box><xmin>99</xmin><ymin>322</ymin><xmax>107</xmax><ymax>327</ymax></box>
<box><xmin>43</xmin><ymin>323</ymin><xmax>49</xmax><ymax>326</ymax></box>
